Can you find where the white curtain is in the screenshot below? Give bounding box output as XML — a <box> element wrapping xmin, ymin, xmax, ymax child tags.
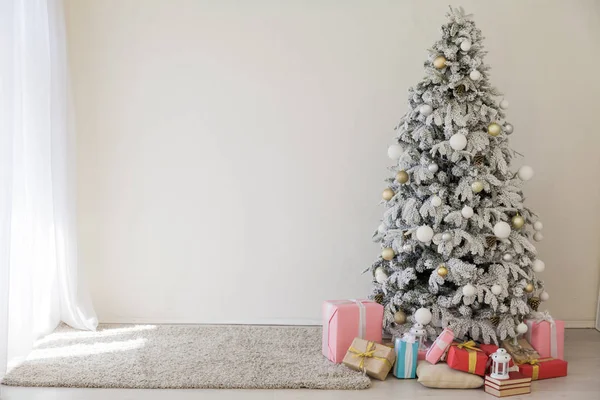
<box><xmin>0</xmin><ymin>0</ymin><xmax>98</xmax><ymax>379</ymax></box>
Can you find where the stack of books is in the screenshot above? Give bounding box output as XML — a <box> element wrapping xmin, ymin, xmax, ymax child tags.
<box><xmin>485</xmin><ymin>371</ymin><xmax>532</xmax><ymax>397</ymax></box>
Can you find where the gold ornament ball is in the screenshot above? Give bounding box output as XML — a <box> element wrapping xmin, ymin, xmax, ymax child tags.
<box><xmin>394</xmin><ymin>310</ymin><xmax>407</xmax><ymax>324</ymax></box>
<box><xmin>396</xmin><ymin>170</ymin><xmax>409</xmax><ymax>184</ymax></box>
<box><xmin>437</xmin><ymin>265</ymin><xmax>448</xmax><ymax>277</ymax></box>
<box><xmin>381</xmin><ymin>247</ymin><xmax>395</xmax><ymax>261</ymax></box>
<box><xmin>488</xmin><ymin>122</ymin><xmax>502</xmax><ymax>137</ymax></box>
<box><xmin>525</xmin><ymin>283</ymin><xmax>534</xmax><ymax>293</ymax></box>
<box><xmin>382</xmin><ymin>188</ymin><xmax>395</xmax><ymax>201</ymax></box>
<box><xmin>471</xmin><ymin>181</ymin><xmax>484</xmax><ymax>193</ymax></box>
<box><xmin>512</xmin><ymin>215</ymin><xmax>525</xmax><ymax>229</ymax></box>
<box><xmin>433</xmin><ymin>56</ymin><xmax>447</xmax><ymax>69</ymax></box>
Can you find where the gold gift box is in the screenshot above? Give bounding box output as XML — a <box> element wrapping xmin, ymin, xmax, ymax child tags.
<box><xmin>342</xmin><ymin>337</ymin><xmax>396</xmax><ymax>381</ymax></box>
<box><xmin>501</xmin><ymin>338</ymin><xmax>541</xmax><ymax>365</ymax></box>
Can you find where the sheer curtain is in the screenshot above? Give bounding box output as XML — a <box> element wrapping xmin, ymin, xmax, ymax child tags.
<box><xmin>0</xmin><ymin>0</ymin><xmax>97</xmax><ymax>379</ymax></box>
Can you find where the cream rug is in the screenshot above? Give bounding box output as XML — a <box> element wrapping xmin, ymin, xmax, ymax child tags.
<box><xmin>1</xmin><ymin>324</ymin><xmax>370</xmax><ymax>389</ymax></box>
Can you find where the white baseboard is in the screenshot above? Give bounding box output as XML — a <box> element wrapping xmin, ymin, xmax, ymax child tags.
<box><xmin>99</xmin><ymin>317</ymin><xmax>595</xmax><ymax>328</ymax></box>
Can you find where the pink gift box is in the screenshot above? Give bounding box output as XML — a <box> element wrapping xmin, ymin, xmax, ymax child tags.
<box><xmin>425</xmin><ymin>328</ymin><xmax>454</xmax><ymax>364</ymax></box>
<box><xmin>525</xmin><ymin>318</ymin><xmax>565</xmax><ymax>360</ymax></box>
<box><xmin>322</xmin><ymin>299</ymin><xmax>383</xmax><ymax>363</ymax></box>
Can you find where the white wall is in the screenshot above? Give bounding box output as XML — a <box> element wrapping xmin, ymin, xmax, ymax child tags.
<box><xmin>65</xmin><ymin>0</ymin><xmax>600</xmax><ymax>326</ymax></box>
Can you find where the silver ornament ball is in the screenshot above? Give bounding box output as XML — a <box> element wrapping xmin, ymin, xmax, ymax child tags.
<box><xmin>428</xmin><ymin>163</ymin><xmax>439</xmax><ymax>173</ymax></box>
<box><xmin>460</xmin><ymin>40</ymin><xmax>472</xmax><ymax>51</ymax></box>
<box><xmin>499</xmin><ymin>99</ymin><xmax>509</xmax><ymax>109</ymax></box>
<box><xmin>420</xmin><ymin>104</ymin><xmax>433</xmax><ymax>116</ymax></box>
<box><xmin>442</xmin><ymin>232</ymin><xmax>452</xmax><ymax>241</ymax></box>
<box><xmin>502</xmin><ymin>253</ymin><xmax>513</xmax><ymax>262</ymax></box>
<box><xmin>504</xmin><ymin>123</ymin><xmax>514</xmax><ymax>135</ymax></box>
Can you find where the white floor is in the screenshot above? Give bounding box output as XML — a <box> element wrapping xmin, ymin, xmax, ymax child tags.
<box><xmin>2</xmin><ymin>329</ymin><xmax>599</xmax><ymax>400</ymax></box>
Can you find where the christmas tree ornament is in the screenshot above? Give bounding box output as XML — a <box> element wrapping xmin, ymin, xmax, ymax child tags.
<box><xmin>517</xmin><ymin>165</ymin><xmax>534</xmax><ymax>181</ymax></box>
<box><xmin>461</xmin><ymin>206</ymin><xmax>474</xmax><ymax>218</ymax></box>
<box><xmin>491</xmin><ymin>284</ymin><xmax>502</xmax><ymax>295</ymax></box>
<box><xmin>396</xmin><ymin>170</ymin><xmax>409</xmax><ymax>184</ymax></box>
<box><xmin>486</xmin><ymin>236</ymin><xmax>497</xmax><ymax>247</ymax></box>
<box><xmin>490</xmin><ymin>348</ymin><xmax>512</xmax><ymax>380</ymax></box>
<box><xmin>441</xmin><ymin>232</ymin><xmax>452</xmax><ymax>241</ymax></box>
<box><xmin>527</xmin><ymin>297</ymin><xmax>541</xmax><ymax>311</ymax></box>
<box><xmin>460</xmin><ymin>39</ymin><xmax>472</xmax><ymax>51</ymax></box>
<box><xmin>381</xmin><ymin>248</ymin><xmax>395</xmax><ymax>261</ymax></box>
<box><xmin>431</xmin><ymin>195</ymin><xmax>442</xmax><ymax>207</ymax></box>
<box><xmin>490</xmin><ymin>315</ymin><xmax>500</xmax><ymax>326</ymax></box>
<box><xmin>420</xmin><ymin>104</ymin><xmax>433</xmax><ymax>116</ymax></box>
<box><xmin>540</xmin><ymin>291</ymin><xmax>550</xmax><ymax>301</ymax></box>
<box><xmin>499</xmin><ymin>99</ymin><xmax>509</xmax><ymax>109</ymax></box>
<box><xmin>415</xmin><ymin>308</ymin><xmax>433</xmax><ymax>325</ymax></box>
<box><xmin>433</xmin><ymin>55</ymin><xmax>447</xmax><ymax>69</ymax></box>
<box><xmin>502</xmin><ymin>253</ymin><xmax>513</xmax><ymax>262</ymax></box>
<box><xmin>471</xmin><ymin>181</ymin><xmax>484</xmax><ymax>193</ymax></box>
<box><xmin>516</xmin><ymin>322</ymin><xmax>528</xmax><ymax>334</ymax></box>
<box><xmin>504</xmin><ymin>123</ymin><xmax>514</xmax><ymax>134</ymax></box>
<box><xmin>394</xmin><ymin>310</ymin><xmax>407</xmax><ymax>324</ymax></box>
<box><xmin>473</xmin><ymin>154</ymin><xmax>485</xmax><ymax>165</ymax></box>
<box><xmin>511</xmin><ymin>214</ymin><xmax>525</xmax><ymax>229</ymax></box>
<box><xmin>462</xmin><ymin>284</ymin><xmax>476</xmax><ymax>297</ymax></box>
<box><xmin>437</xmin><ymin>265</ymin><xmax>449</xmax><ymax>277</ymax></box>
<box><xmin>533</xmin><ymin>221</ymin><xmax>543</xmax><ymax>231</ymax></box>
<box><xmin>428</xmin><ymin>163</ymin><xmax>439</xmax><ymax>173</ymax></box>
<box><xmin>493</xmin><ymin>221</ymin><xmax>511</xmax><ymax>239</ymax></box>
<box><xmin>449</xmin><ymin>133</ymin><xmax>467</xmax><ymax>150</ymax></box>
<box><xmin>533</xmin><ymin>232</ymin><xmax>544</xmax><ymax>241</ymax></box>
<box><xmin>382</xmin><ymin>188</ymin><xmax>395</xmax><ymax>201</ymax></box>
<box><xmin>387</xmin><ymin>144</ymin><xmax>404</xmax><ymax>160</ymax></box>
<box><xmin>402</xmin><ymin>243</ymin><xmax>412</xmax><ymax>252</ymax></box>
<box><xmin>378</xmin><ymin>224</ymin><xmax>387</xmax><ymax>234</ymax></box>
<box><xmin>532</xmin><ymin>259</ymin><xmax>545</xmax><ymax>273</ymax></box>
<box><xmin>525</xmin><ymin>283</ymin><xmax>534</xmax><ymax>293</ymax></box>
<box><xmin>375</xmin><ymin>267</ymin><xmax>388</xmax><ymax>284</ymax></box>
<box><xmin>416</xmin><ymin>225</ymin><xmax>434</xmax><ymax>242</ymax></box>
<box><xmin>470</xmin><ymin>70</ymin><xmax>481</xmax><ymax>81</ymax></box>
<box><xmin>488</xmin><ymin>122</ymin><xmax>502</xmax><ymax>136</ymax></box>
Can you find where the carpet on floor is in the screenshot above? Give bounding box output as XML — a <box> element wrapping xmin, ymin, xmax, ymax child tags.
<box><xmin>1</xmin><ymin>324</ymin><xmax>370</xmax><ymax>389</ymax></box>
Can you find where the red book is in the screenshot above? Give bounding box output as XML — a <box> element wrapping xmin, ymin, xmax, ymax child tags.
<box><xmin>518</xmin><ymin>358</ymin><xmax>568</xmax><ymax>380</ymax></box>
<box><xmin>484</xmin><ymin>372</ymin><xmax>531</xmax><ymax>397</ymax></box>
<box><xmin>484</xmin><ymin>385</ymin><xmax>531</xmax><ymax>397</ymax></box>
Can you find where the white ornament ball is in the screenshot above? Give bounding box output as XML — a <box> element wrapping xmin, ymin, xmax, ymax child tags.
<box><xmin>470</xmin><ymin>70</ymin><xmax>482</xmax><ymax>81</ymax></box>
<box><xmin>491</xmin><ymin>284</ymin><xmax>503</xmax><ymax>295</ymax></box>
<box><xmin>534</xmin><ymin>221</ymin><xmax>543</xmax><ymax>231</ymax></box>
<box><xmin>504</xmin><ymin>123</ymin><xmax>514</xmax><ymax>135</ymax></box>
<box><xmin>460</xmin><ymin>40</ymin><xmax>472</xmax><ymax>51</ymax></box>
<box><xmin>415</xmin><ymin>308</ymin><xmax>433</xmax><ymax>325</ymax></box>
<box><xmin>428</xmin><ymin>163</ymin><xmax>439</xmax><ymax>173</ymax></box>
<box><xmin>378</xmin><ymin>224</ymin><xmax>387</xmax><ymax>234</ymax></box>
<box><xmin>532</xmin><ymin>259</ymin><xmax>546</xmax><ymax>273</ymax></box>
<box><xmin>431</xmin><ymin>196</ymin><xmax>442</xmax><ymax>207</ymax></box>
<box><xmin>375</xmin><ymin>267</ymin><xmax>388</xmax><ymax>284</ymax></box>
<box><xmin>502</xmin><ymin>253</ymin><xmax>513</xmax><ymax>262</ymax></box>
<box><xmin>540</xmin><ymin>291</ymin><xmax>550</xmax><ymax>301</ymax></box>
<box><xmin>387</xmin><ymin>144</ymin><xmax>404</xmax><ymax>160</ymax></box>
<box><xmin>416</xmin><ymin>225</ymin><xmax>434</xmax><ymax>242</ymax></box>
<box><xmin>533</xmin><ymin>232</ymin><xmax>544</xmax><ymax>242</ymax></box>
<box><xmin>499</xmin><ymin>99</ymin><xmax>509</xmax><ymax>109</ymax></box>
<box><xmin>493</xmin><ymin>221</ymin><xmax>511</xmax><ymax>239</ymax></box>
<box><xmin>420</xmin><ymin>104</ymin><xmax>433</xmax><ymax>116</ymax></box>
<box><xmin>516</xmin><ymin>322</ymin><xmax>528</xmax><ymax>334</ymax></box>
<box><xmin>462</xmin><ymin>284</ymin><xmax>476</xmax><ymax>297</ymax></box>
<box><xmin>442</xmin><ymin>232</ymin><xmax>452</xmax><ymax>241</ymax></box>
<box><xmin>449</xmin><ymin>133</ymin><xmax>467</xmax><ymax>151</ymax></box>
<box><xmin>517</xmin><ymin>165</ymin><xmax>534</xmax><ymax>181</ymax></box>
<box><xmin>461</xmin><ymin>206</ymin><xmax>474</xmax><ymax>219</ymax></box>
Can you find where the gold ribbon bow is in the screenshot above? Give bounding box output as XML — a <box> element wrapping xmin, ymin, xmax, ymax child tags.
<box><xmin>453</xmin><ymin>340</ymin><xmax>482</xmax><ymax>374</ymax></box>
<box><xmin>518</xmin><ymin>357</ymin><xmax>554</xmax><ymax>380</ymax></box>
<box><xmin>348</xmin><ymin>341</ymin><xmax>392</xmax><ymax>372</ymax></box>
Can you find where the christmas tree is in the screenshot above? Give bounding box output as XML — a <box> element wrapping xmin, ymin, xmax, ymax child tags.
<box><xmin>369</xmin><ymin>7</ymin><xmax>548</xmax><ymax>344</ymax></box>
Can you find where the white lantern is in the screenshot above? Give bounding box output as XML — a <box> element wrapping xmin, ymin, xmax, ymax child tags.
<box><xmin>490</xmin><ymin>348</ymin><xmax>512</xmax><ymax>380</ymax></box>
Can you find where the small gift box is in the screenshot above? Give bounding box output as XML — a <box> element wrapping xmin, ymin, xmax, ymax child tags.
<box><xmin>342</xmin><ymin>337</ymin><xmax>396</xmax><ymax>381</ymax></box>
<box><xmin>501</xmin><ymin>338</ymin><xmax>540</xmax><ymax>365</ymax></box>
<box><xmin>525</xmin><ymin>314</ymin><xmax>565</xmax><ymax>359</ymax></box>
<box><xmin>446</xmin><ymin>341</ymin><xmax>488</xmax><ymax>376</ymax></box>
<box><xmin>425</xmin><ymin>328</ymin><xmax>454</xmax><ymax>364</ymax></box>
<box><xmin>518</xmin><ymin>358</ymin><xmax>568</xmax><ymax>380</ymax></box>
<box><xmin>322</xmin><ymin>299</ymin><xmax>383</xmax><ymax>363</ymax></box>
<box><xmin>393</xmin><ymin>334</ymin><xmax>419</xmax><ymax>379</ymax></box>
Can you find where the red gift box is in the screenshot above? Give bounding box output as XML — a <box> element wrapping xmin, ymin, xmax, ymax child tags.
<box><xmin>518</xmin><ymin>358</ymin><xmax>568</xmax><ymax>380</ymax></box>
<box><xmin>446</xmin><ymin>341</ymin><xmax>488</xmax><ymax>376</ymax></box>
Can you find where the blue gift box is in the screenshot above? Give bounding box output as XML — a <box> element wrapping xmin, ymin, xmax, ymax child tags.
<box><xmin>394</xmin><ymin>334</ymin><xmax>419</xmax><ymax>379</ymax></box>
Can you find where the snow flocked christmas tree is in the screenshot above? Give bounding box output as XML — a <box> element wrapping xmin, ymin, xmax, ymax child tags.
<box><xmin>368</xmin><ymin>7</ymin><xmax>549</xmax><ymax>344</ymax></box>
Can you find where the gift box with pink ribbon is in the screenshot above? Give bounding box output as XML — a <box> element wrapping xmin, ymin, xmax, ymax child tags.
<box><xmin>322</xmin><ymin>299</ymin><xmax>383</xmax><ymax>363</ymax></box>
<box><xmin>525</xmin><ymin>312</ymin><xmax>565</xmax><ymax>360</ymax></box>
<box><xmin>425</xmin><ymin>327</ymin><xmax>454</xmax><ymax>364</ymax></box>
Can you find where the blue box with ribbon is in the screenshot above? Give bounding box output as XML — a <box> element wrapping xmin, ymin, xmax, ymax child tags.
<box><xmin>394</xmin><ymin>334</ymin><xmax>419</xmax><ymax>379</ymax></box>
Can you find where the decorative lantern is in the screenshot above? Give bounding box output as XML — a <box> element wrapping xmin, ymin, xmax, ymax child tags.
<box><xmin>490</xmin><ymin>348</ymin><xmax>512</xmax><ymax>380</ymax></box>
<box><xmin>409</xmin><ymin>322</ymin><xmax>427</xmax><ymax>350</ymax></box>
